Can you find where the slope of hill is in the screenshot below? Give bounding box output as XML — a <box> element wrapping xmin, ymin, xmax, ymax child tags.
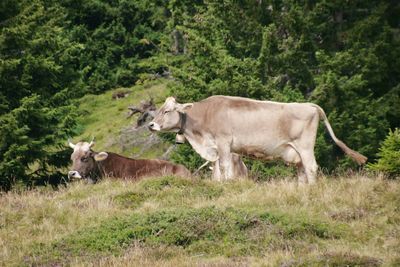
<box><xmin>1</xmin><ymin>174</ymin><xmax>399</xmax><ymax>266</ymax></box>
<box><xmin>71</xmin><ymin>79</ymin><xmax>172</xmax><ymax>159</ymax></box>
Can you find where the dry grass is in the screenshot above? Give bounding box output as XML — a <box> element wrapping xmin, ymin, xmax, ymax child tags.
<box><xmin>0</xmin><ymin>180</ymin><xmax>135</xmax><ymax>266</ymax></box>
<box><xmin>0</xmin><ymin>174</ymin><xmax>399</xmax><ymax>266</ymax></box>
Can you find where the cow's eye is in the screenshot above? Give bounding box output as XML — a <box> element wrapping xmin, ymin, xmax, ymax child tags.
<box><xmin>164</xmin><ymin>110</ymin><xmax>170</xmax><ymax>114</ymax></box>
<box><xmin>81</xmin><ymin>157</ymin><xmax>88</xmax><ymax>162</ymax></box>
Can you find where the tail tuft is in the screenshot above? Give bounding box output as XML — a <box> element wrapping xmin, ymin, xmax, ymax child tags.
<box><xmin>340</xmin><ymin>143</ymin><xmax>368</xmax><ymax>165</ymax></box>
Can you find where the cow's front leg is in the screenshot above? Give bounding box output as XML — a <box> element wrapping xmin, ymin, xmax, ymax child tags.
<box><xmin>217</xmin><ymin>145</ymin><xmax>234</xmax><ymax>180</ymax></box>
<box><xmin>211</xmin><ymin>160</ymin><xmax>222</xmax><ymax>182</ymax></box>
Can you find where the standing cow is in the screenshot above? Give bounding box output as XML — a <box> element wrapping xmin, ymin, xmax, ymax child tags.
<box><xmin>68</xmin><ymin>140</ymin><xmax>190</xmax><ymax>183</ymax></box>
<box><xmin>127</xmin><ymin>99</ymin><xmax>249</xmax><ymax>179</ymax></box>
<box><xmin>148</xmin><ymin>96</ymin><xmax>367</xmax><ymax>184</ymax></box>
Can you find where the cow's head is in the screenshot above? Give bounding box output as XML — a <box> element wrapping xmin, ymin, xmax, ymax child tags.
<box><xmin>148</xmin><ymin>97</ymin><xmax>192</xmax><ymax>132</ymax></box>
<box><xmin>68</xmin><ymin>139</ymin><xmax>108</xmax><ymax>182</ymax></box>
<box><xmin>127</xmin><ymin>99</ymin><xmax>157</xmax><ymax>128</ymax></box>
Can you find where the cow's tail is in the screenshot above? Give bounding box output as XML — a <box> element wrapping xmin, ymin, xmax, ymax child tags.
<box><xmin>312</xmin><ymin>104</ymin><xmax>367</xmax><ymax>165</ymax></box>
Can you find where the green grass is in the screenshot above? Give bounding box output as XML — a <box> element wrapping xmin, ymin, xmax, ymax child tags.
<box><xmin>1</xmin><ymin>174</ymin><xmax>399</xmax><ymax>266</ymax></box>
<box><xmin>72</xmin><ymin>79</ymin><xmax>171</xmax><ymax>157</ymax></box>
<box><xmin>30</xmin><ymin>206</ymin><xmax>347</xmax><ymax>265</ymax></box>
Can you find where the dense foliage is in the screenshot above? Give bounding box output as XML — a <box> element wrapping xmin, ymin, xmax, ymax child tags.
<box><xmin>1</xmin><ymin>0</ymin><xmax>399</xmax><ymax>189</ymax></box>
<box><xmin>0</xmin><ymin>0</ymin><xmax>167</xmax><ymax>190</ymax></box>
<box><xmin>368</xmin><ymin>128</ymin><xmax>400</xmax><ymax>177</ymax></box>
<box><xmin>0</xmin><ymin>1</ymin><xmax>80</xmax><ymax>190</ymax></box>
<box><xmin>164</xmin><ymin>0</ymin><xmax>400</xmax><ymax>173</ymax></box>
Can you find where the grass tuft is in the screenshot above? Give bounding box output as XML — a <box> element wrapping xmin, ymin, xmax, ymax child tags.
<box><xmin>113</xmin><ymin>192</ymin><xmax>148</xmax><ymax>209</ymax></box>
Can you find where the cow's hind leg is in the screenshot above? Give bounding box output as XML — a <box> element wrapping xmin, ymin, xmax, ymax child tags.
<box><xmin>284</xmin><ymin>143</ymin><xmax>316</xmax><ymax>184</ymax></box>
<box><xmin>282</xmin><ymin>143</ymin><xmax>304</xmax><ymax>183</ymax></box>
<box><xmin>299</xmin><ymin>150</ymin><xmax>318</xmax><ymax>184</ymax></box>
<box><xmin>295</xmin><ymin>112</ymin><xmax>319</xmax><ymax>184</ymax></box>
<box><xmin>296</xmin><ymin>163</ymin><xmax>308</xmax><ymax>184</ymax></box>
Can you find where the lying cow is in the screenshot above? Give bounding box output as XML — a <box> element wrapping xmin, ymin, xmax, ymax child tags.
<box><xmin>148</xmin><ymin>96</ymin><xmax>367</xmax><ymax>184</ymax></box>
<box><xmin>68</xmin><ymin>139</ymin><xmax>191</xmax><ymax>182</ymax></box>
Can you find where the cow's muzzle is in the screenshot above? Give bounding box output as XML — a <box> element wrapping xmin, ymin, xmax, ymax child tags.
<box><xmin>68</xmin><ymin>171</ymin><xmax>82</xmax><ymax>179</ymax></box>
<box><xmin>148</xmin><ymin>122</ymin><xmax>161</xmax><ymax>131</ymax></box>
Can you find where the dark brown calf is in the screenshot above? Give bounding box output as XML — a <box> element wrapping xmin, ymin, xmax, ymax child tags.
<box><xmin>95</xmin><ymin>152</ymin><xmax>191</xmax><ymax>179</ymax></box>
<box><xmin>68</xmin><ymin>140</ymin><xmax>190</xmax><ymax>183</ymax></box>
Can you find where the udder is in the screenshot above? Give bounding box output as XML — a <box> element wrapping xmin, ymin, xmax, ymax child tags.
<box><xmin>280</xmin><ymin>144</ymin><xmax>301</xmax><ymax>164</ymax></box>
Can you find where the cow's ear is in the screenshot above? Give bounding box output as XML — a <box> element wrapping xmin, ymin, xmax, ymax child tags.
<box><xmin>176</xmin><ymin>103</ymin><xmax>193</xmax><ymax>112</ymax></box>
<box><xmin>94</xmin><ymin>152</ymin><xmax>108</xmax><ymax>161</ymax></box>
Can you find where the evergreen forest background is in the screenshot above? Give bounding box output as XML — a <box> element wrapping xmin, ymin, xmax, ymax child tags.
<box><xmin>1</xmin><ymin>0</ymin><xmax>400</xmax><ymax>190</ymax></box>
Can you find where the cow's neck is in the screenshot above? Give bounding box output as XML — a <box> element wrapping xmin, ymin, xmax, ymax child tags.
<box><xmin>181</xmin><ymin>113</ymin><xmax>197</xmax><ymax>140</ymax></box>
<box><xmin>95</xmin><ymin>156</ymin><xmax>113</xmax><ymax>179</ymax></box>
<box><xmin>86</xmin><ymin>159</ymin><xmax>103</xmax><ymax>182</ymax></box>
<box><xmin>178</xmin><ymin>112</ymin><xmax>187</xmax><ymax>135</ymax></box>
<box><xmin>182</xmin><ymin>114</ymin><xmax>219</xmax><ymax>162</ymax></box>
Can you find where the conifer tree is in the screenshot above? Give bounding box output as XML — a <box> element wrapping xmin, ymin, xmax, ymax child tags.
<box><xmin>164</xmin><ymin>0</ymin><xmax>400</xmax><ymax>174</ymax></box>
<box><xmin>0</xmin><ymin>1</ymin><xmax>78</xmax><ymax>190</ymax></box>
<box><xmin>368</xmin><ymin>129</ymin><xmax>400</xmax><ymax>177</ymax></box>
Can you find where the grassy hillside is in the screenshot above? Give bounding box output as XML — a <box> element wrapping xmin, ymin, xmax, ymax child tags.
<box><xmin>72</xmin><ymin>79</ymin><xmax>171</xmax><ymax>158</ymax></box>
<box><xmin>2</xmin><ymin>78</ymin><xmax>399</xmax><ymax>266</ymax></box>
<box><xmin>1</xmin><ymin>174</ymin><xmax>399</xmax><ymax>266</ymax></box>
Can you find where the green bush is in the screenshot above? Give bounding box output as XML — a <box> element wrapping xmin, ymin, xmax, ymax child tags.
<box><xmin>368</xmin><ymin>128</ymin><xmax>400</xmax><ymax>177</ymax></box>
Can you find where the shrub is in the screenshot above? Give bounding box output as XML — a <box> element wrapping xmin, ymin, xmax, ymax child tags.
<box><xmin>368</xmin><ymin>128</ymin><xmax>400</xmax><ymax>177</ymax></box>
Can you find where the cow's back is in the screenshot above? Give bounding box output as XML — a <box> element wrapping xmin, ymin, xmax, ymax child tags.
<box><xmin>144</xmin><ymin>159</ymin><xmax>191</xmax><ymax>177</ymax></box>
<box><xmin>191</xmin><ymin>96</ymin><xmax>286</xmax><ymax>130</ymax></box>
<box><xmin>197</xmin><ymin>95</ymin><xmax>317</xmax><ymax>122</ymax></box>
<box><xmin>172</xmin><ymin>163</ymin><xmax>192</xmax><ymax>177</ymax></box>
<box><xmin>99</xmin><ymin>153</ymin><xmax>190</xmax><ymax>179</ymax></box>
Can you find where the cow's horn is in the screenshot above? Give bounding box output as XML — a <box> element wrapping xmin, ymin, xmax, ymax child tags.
<box><xmin>68</xmin><ymin>138</ymin><xmax>76</xmax><ymax>149</ymax></box>
<box><xmin>88</xmin><ymin>137</ymin><xmax>95</xmax><ymax>148</ymax></box>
